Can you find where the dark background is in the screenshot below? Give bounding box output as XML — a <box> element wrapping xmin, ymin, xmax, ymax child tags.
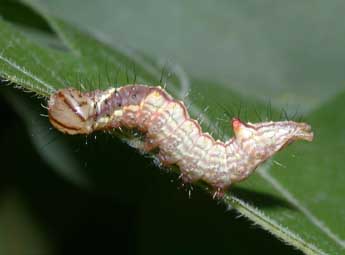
<box><xmin>0</xmin><ymin>90</ymin><xmax>301</xmax><ymax>254</ymax></box>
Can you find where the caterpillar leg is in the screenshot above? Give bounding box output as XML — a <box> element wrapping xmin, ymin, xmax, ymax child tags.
<box><xmin>156</xmin><ymin>151</ymin><xmax>176</xmax><ymax>167</ymax></box>
<box><xmin>212</xmin><ymin>187</ymin><xmax>227</xmax><ymax>199</ymax></box>
<box><xmin>143</xmin><ymin>137</ymin><xmax>159</xmax><ymax>152</ymax></box>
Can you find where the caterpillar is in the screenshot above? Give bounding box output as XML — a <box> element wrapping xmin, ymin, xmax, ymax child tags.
<box><xmin>48</xmin><ymin>84</ymin><xmax>314</xmax><ymax>195</ymax></box>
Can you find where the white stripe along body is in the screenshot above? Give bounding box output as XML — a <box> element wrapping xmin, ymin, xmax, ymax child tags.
<box><xmin>48</xmin><ymin>85</ymin><xmax>314</xmax><ymax>194</ymax></box>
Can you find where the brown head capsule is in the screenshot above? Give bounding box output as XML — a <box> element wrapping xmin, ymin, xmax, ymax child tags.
<box><xmin>48</xmin><ymin>88</ymin><xmax>97</xmax><ymax>134</ymax></box>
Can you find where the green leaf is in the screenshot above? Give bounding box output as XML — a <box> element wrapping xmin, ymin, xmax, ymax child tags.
<box><xmin>1</xmin><ymin>1</ymin><xmax>344</xmax><ymax>254</ymax></box>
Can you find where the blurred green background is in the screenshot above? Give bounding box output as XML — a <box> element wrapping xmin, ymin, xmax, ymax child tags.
<box><xmin>1</xmin><ymin>0</ymin><xmax>345</xmax><ymax>254</ymax></box>
<box><xmin>40</xmin><ymin>0</ymin><xmax>345</xmax><ymax>114</ymax></box>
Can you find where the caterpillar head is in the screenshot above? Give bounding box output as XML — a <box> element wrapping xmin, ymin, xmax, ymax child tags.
<box><xmin>232</xmin><ymin>118</ymin><xmax>313</xmax><ymax>160</ymax></box>
<box><xmin>48</xmin><ymin>88</ymin><xmax>96</xmax><ymax>135</ymax></box>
